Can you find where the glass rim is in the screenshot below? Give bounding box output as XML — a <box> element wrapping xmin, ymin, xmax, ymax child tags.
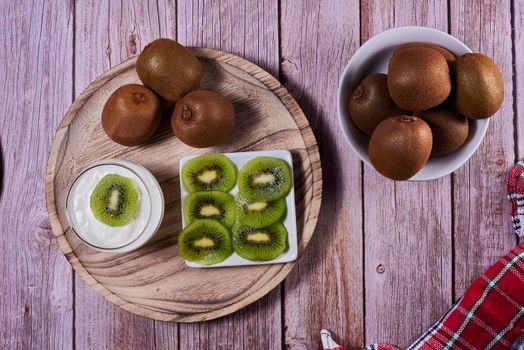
<box><xmin>65</xmin><ymin>161</ymin><xmax>154</xmax><ymax>251</ymax></box>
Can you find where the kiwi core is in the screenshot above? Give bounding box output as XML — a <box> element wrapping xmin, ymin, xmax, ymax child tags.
<box><xmin>247</xmin><ymin>202</ymin><xmax>268</xmax><ymax>211</ymax></box>
<box><xmin>199</xmin><ymin>204</ymin><xmax>221</xmax><ymax>216</ymax></box>
<box><xmin>253</xmin><ymin>173</ymin><xmax>275</xmax><ymax>185</ymax></box>
<box><xmin>193</xmin><ymin>237</ymin><xmax>215</xmax><ymax>248</ymax></box>
<box><xmin>247</xmin><ymin>232</ymin><xmax>272</xmax><ymax>243</ymax></box>
<box><xmin>197</xmin><ymin>170</ymin><xmax>218</xmax><ymax>183</ymax></box>
<box><xmin>108</xmin><ymin>189</ymin><xmax>122</xmax><ymax>212</ymax></box>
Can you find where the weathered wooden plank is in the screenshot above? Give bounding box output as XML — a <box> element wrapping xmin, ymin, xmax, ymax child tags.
<box><xmin>361</xmin><ymin>1</ymin><xmax>452</xmax><ymax>347</ymax></box>
<box><xmin>73</xmin><ymin>1</ymin><xmax>177</xmax><ymax>348</ymax></box>
<box><xmin>176</xmin><ymin>0</ymin><xmax>282</xmax><ymax>349</ymax></box>
<box><xmin>280</xmin><ymin>1</ymin><xmax>364</xmax><ymax>348</ymax></box>
<box><xmin>0</xmin><ymin>1</ymin><xmax>74</xmax><ymax>349</ymax></box>
<box><xmin>450</xmin><ymin>0</ymin><xmax>517</xmax><ymax>296</ymax></box>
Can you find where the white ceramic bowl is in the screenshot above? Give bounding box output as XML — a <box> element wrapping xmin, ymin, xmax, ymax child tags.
<box><xmin>337</xmin><ymin>26</ymin><xmax>489</xmax><ymax>181</ymax></box>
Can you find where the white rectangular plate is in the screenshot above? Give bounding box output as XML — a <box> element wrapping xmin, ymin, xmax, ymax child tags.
<box><xmin>179</xmin><ymin>149</ymin><xmax>297</xmax><ymax>268</ymax></box>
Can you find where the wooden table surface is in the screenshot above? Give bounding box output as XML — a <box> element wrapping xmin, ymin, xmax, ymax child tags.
<box><xmin>1</xmin><ymin>1</ymin><xmax>521</xmax><ymax>349</ymax></box>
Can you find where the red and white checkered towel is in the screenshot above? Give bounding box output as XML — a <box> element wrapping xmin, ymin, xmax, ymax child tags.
<box><xmin>321</xmin><ymin>243</ymin><xmax>524</xmax><ymax>350</ymax></box>
<box><xmin>320</xmin><ymin>160</ymin><xmax>524</xmax><ymax>350</ymax></box>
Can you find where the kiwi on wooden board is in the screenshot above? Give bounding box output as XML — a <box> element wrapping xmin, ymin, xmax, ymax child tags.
<box><xmin>232</xmin><ymin>222</ymin><xmax>287</xmax><ymax>261</ymax></box>
<box><xmin>136</xmin><ymin>38</ymin><xmax>203</xmax><ymax>103</ymax></box>
<box><xmin>238</xmin><ymin>157</ymin><xmax>292</xmax><ymax>202</ymax></box>
<box><xmin>101</xmin><ymin>84</ymin><xmax>161</xmax><ymax>146</ymax></box>
<box><xmin>453</xmin><ymin>53</ymin><xmax>504</xmax><ymax>119</ymax></box>
<box><xmin>178</xmin><ymin>219</ymin><xmax>233</xmax><ymax>265</ymax></box>
<box><xmin>348</xmin><ymin>73</ymin><xmax>407</xmax><ymax>135</ymax></box>
<box><xmin>90</xmin><ymin>174</ymin><xmax>139</xmax><ymax>227</ymax></box>
<box><xmin>235</xmin><ymin>193</ymin><xmax>286</xmax><ymax>228</ymax></box>
<box><xmin>172</xmin><ymin>90</ymin><xmax>235</xmax><ymax>148</ymax></box>
<box><xmin>387</xmin><ymin>47</ymin><xmax>451</xmax><ymax>111</ymax></box>
<box><xmin>184</xmin><ymin>191</ymin><xmax>236</xmax><ymax>228</ymax></box>
<box><xmin>182</xmin><ymin>154</ymin><xmax>237</xmax><ymax>193</ymax></box>
<box><xmin>417</xmin><ymin>106</ymin><xmax>469</xmax><ymax>157</ymax></box>
<box><xmin>394</xmin><ymin>42</ymin><xmax>456</xmax><ymax>63</ymax></box>
<box><xmin>368</xmin><ymin>116</ymin><xmax>433</xmax><ymax>181</ymax></box>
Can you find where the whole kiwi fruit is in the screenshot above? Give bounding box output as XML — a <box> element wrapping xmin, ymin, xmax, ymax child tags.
<box><xmin>417</xmin><ymin>106</ymin><xmax>469</xmax><ymax>157</ymax></box>
<box><xmin>172</xmin><ymin>90</ymin><xmax>235</xmax><ymax>148</ymax></box>
<box><xmin>136</xmin><ymin>38</ymin><xmax>203</xmax><ymax>103</ymax></box>
<box><xmin>348</xmin><ymin>73</ymin><xmax>407</xmax><ymax>135</ymax></box>
<box><xmin>394</xmin><ymin>42</ymin><xmax>456</xmax><ymax>64</ymax></box>
<box><xmin>101</xmin><ymin>84</ymin><xmax>161</xmax><ymax>146</ymax></box>
<box><xmin>453</xmin><ymin>53</ymin><xmax>504</xmax><ymax>119</ymax></box>
<box><xmin>387</xmin><ymin>47</ymin><xmax>451</xmax><ymax>111</ymax></box>
<box><xmin>368</xmin><ymin>116</ymin><xmax>432</xmax><ymax>181</ymax></box>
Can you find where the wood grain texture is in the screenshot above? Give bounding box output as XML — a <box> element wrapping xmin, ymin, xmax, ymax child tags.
<box><xmin>450</xmin><ymin>0</ymin><xmax>517</xmax><ymax>297</ymax></box>
<box><xmin>73</xmin><ymin>1</ymin><xmax>176</xmax><ymax>348</ymax></box>
<box><xmin>176</xmin><ymin>1</ymin><xmax>283</xmax><ymax>348</ymax></box>
<box><xmin>361</xmin><ymin>1</ymin><xmax>452</xmax><ymax>347</ymax></box>
<box><xmin>280</xmin><ymin>1</ymin><xmax>364</xmax><ymax>349</ymax></box>
<box><xmin>46</xmin><ymin>49</ymin><xmax>322</xmax><ymax>322</ymax></box>
<box><xmin>0</xmin><ymin>1</ymin><xmax>74</xmax><ymax>349</ymax></box>
<box><xmin>3</xmin><ymin>1</ymin><xmax>523</xmax><ymax>348</ymax></box>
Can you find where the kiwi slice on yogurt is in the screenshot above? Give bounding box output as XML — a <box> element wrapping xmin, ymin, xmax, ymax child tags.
<box><xmin>182</xmin><ymin>154</ymin><xmax>236</xmax><ymax>193</ymax></box>
<box><xmin>90</xmin><ymin>174</ymin><xmax>139</xmax><ymax>227</ymax></box>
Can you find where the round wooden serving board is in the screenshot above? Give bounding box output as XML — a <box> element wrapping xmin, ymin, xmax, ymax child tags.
<box><xmin>45</xmin><ymin>48</ymin><xmax>322</xmax><ymax>322</ymax></box>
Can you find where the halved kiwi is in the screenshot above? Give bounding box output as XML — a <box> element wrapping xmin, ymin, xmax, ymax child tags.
<box><xmin>178</xmin><ymin>219</ymin><xmax>233</xmax><ymax>265</ymax></box>
<box><xmin>238</xmin><ymin>157</ymin><xmax>292</xmax><ymax>201</ymax></box>
<box><xmin>182</xmin><ymin>154</ymin><xmax>236</xmax><ymax>193</ymax></box>
<box><xmin>90</xmin><ymin>174</ymin><xmax>139</xmax><ymax>227</ymax></box>
<box><xmin>235</xmin><ymin>193</ymin><xmax>285</xmax><ymax>228</ymax></box>
<box><xmin>232</xmin><ymin>222</ymin><xmax>288</xmax><ymax>261</ymax></box>
<box><xmin>184</xmin><ymin>191</ymin><xmax>235</xmax><ymax>227</ymax></box>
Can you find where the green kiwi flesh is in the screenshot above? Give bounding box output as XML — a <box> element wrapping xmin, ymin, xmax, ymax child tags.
<box><xmin>232</xmin><ymin>222</ymin><xmax>288</xmax><ymax>261</ymax></box>
<box><xmin>182</xmin><ymin>154</ymin><xmax>236</xmax><ymax>193</ymax></box>
<box><xmin>178</xmin><ymin>219</ymin><xmax>233</xmax><ymax>265</ymax></box>
<box><xmin>235</xmin><ymin>193</ymin><xmax>286</xmax><ymax>228</ymax></box>
<box><xmin>238</xmin><ymin>157</ymin><xmax>292</xmax><ymax>201</ymax></box>
<box><xmin>184</xmin><ymin>191</ymin><xmax>235</xmax><ymax>228</ymax></box>
<box><xmin>90</xmin><ymin>174</ymin><xmax>139</xmax><ymax>227</ymax></box>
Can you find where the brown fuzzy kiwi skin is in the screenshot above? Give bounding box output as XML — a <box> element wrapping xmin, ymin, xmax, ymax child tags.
<box><xmin>101</xmin><ymin>84</ymin><xmax>161</xmax><ymax>146</ymax></box>
<box><xmin>172</xmin><ymin>90</ymin><xmax>235</xmax><ymax>148</ymax></box>
<box><xmin>453</xmin><ymin>53</ymin><xmax>504</xmax><ymax>119</ymax></box>
<box><xmin>368</xmin><ymin>116</ymin><xmax>433</xmax><ymax>181</ymax></box>
<box><xmin>348</xmin><ymin>73</ymin><xmax>407</xmax><ymax>136</ymax></box>
<box><xmin>387</xmin><ymin>47</ymin><xmax>451</xmax><ymax>111</ymax></box>
<box><xmin>394</xmin><ymin>42</ymin><xmax>456</xmax><ymax>64</ymax></box>
<box><xmin>136</xmin><ymin>38</ymin><xmax>203</xmax><ymax>103</ymax></box>
<box><xmin>416</xmin><ymin>106</ymin><xmax>469</xmax><ymax>157</ymax></box>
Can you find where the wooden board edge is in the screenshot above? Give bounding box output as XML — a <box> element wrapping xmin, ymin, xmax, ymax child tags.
<box><xmin>44</xmin><ymin>48</ymin><xmax>323</xmax><ymax>322</ymax></box>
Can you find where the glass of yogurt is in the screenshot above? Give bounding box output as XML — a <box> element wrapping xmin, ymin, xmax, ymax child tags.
<box><xmin>66</xmin><ymin>159</ymin><xmax>164</xmax><ymax>253</ymax></box>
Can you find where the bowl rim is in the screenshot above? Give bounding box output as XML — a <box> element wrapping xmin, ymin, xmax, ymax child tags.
<box><xmin>65</xmin><ymin>159</ymin><xmax>165</xmax><ymax>253</ymax></box>
<box><xmin>337</xmin><ymin>25</ymin><xmax>490</xmax><ymax>181</ymax></box>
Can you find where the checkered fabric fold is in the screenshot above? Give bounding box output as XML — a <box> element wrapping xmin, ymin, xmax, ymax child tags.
<box><xmin>323</xmin><ymin>243</ymin><xmax>524</xmax><ymax>350</ymax></box>
<box><xmin>407</xmin><ymin>242</ymin><xmax>524</xmax><ymax>349</ymax></box>
<box><xmin>507</xmin><ymin>160</ymin><xmax>524</xmax><ymax>237</ymax></box>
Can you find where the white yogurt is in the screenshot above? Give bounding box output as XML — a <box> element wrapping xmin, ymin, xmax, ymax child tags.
<box><xmin>66</xmin><ymin>159</ymin><xmax>165</xmax><ymax>252</ymax></box>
